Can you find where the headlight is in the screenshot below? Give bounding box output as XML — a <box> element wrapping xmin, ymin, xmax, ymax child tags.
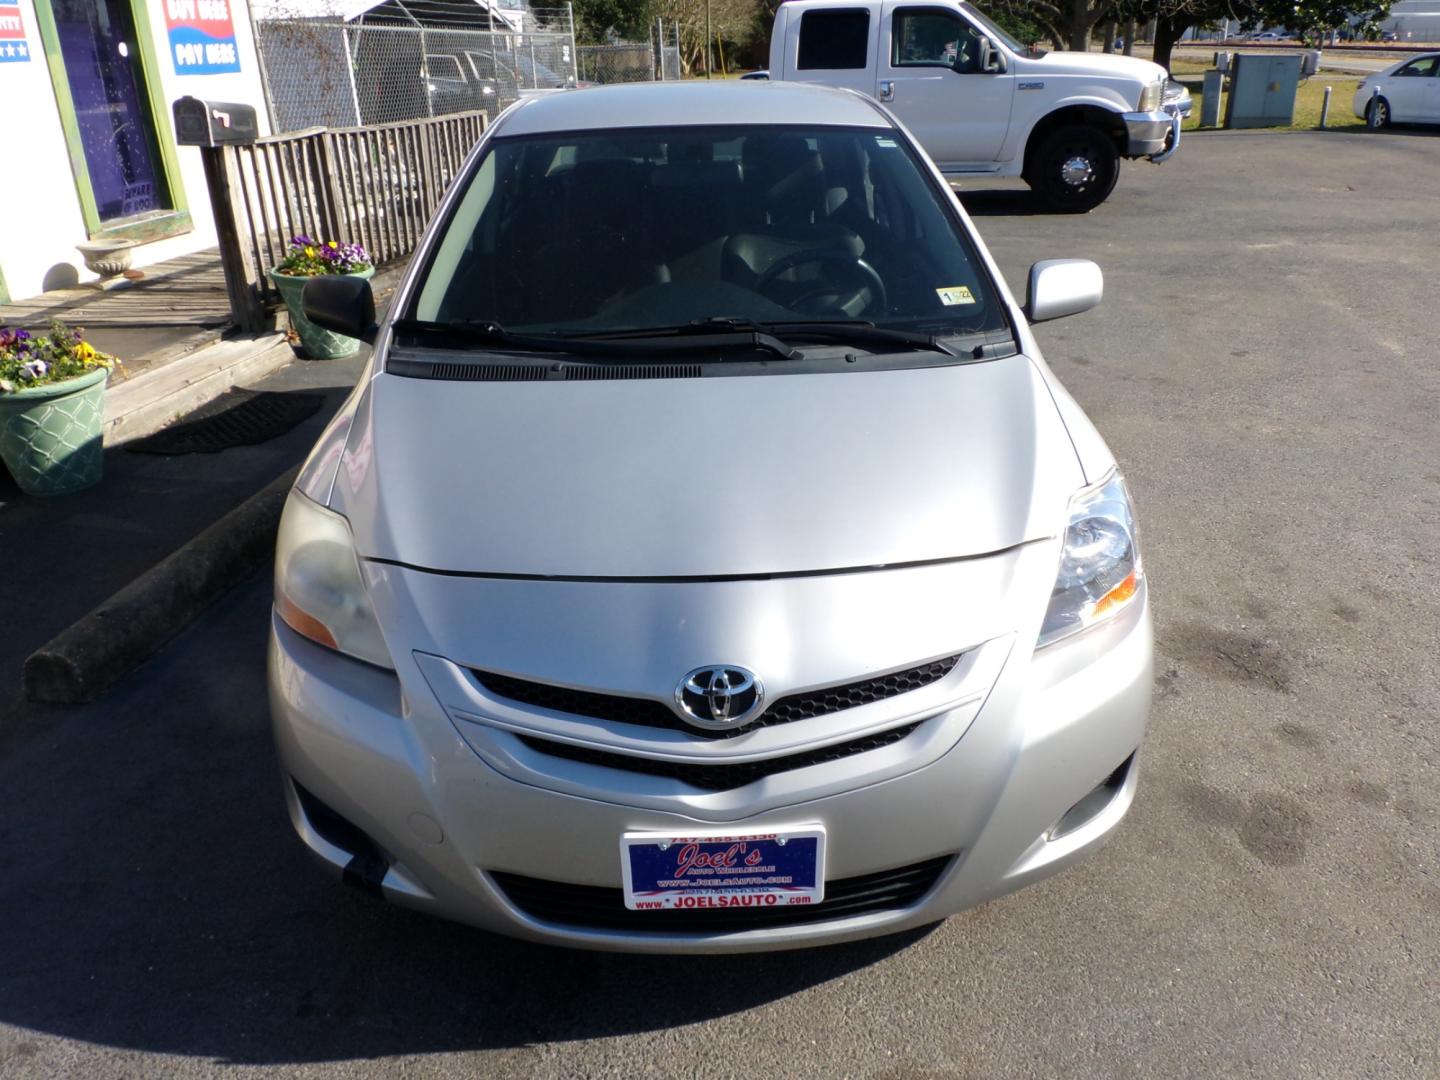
<box><xmin>1037</xmin><ymin>470</ymin><xmax>1142</xmax><ymax>648</ymax></box>
<box><xmin>274</xmin><ymin>490</ymin><xmax>394</xmax><ymax>669</ymax></box>
<box><xmin>1138</xmin><ymin>80</ymin><xmax>1163</xmax><ymax>112</ymax></box>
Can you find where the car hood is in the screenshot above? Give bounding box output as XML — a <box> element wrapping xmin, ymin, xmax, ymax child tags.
<box><xmin>329</xmin><ymin>353</ymin><xmax>1084</xmax><ymax>578</ymax></box>
<box><xmin>1029</xmin><ymin>51</ymin><xmax>1167</xmax><ymax>83</ymax></box>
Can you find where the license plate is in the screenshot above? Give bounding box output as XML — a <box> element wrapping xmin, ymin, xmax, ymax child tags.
<box><xmin>620</xmin><ymin>828</ymin><xmax>826</xmax><ymax>912</ymax></box>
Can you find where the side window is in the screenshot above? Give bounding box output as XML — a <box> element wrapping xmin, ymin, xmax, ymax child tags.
<box><xmin>798</xmin><ymin>10</ymin><xmax>871</xmax><ymax>70</ymax></box>
<box><xmin>891</xmin><ymin>10</ymin><xmax>981</xmax><ymax>72</ymax></box>
<box><xmin>1396</xmin><ymin>58</ymin><xmax>1438</xmax><ymax>78</ymax></box>
<box><xmin>426</xmin><ymin>55</ymin><xmax>464</xmax><ymax>81</ymax></box>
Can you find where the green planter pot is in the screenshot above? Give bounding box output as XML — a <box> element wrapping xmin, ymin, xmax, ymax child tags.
<box><xmin>0</xmin><ymin>365</ymin><xmax>110</xmax><ymax>496</ymax></box>
<box><xmin>269</xmin><ymin>265</ymin><xmax>375</xmax><ymax>360</ymax></box>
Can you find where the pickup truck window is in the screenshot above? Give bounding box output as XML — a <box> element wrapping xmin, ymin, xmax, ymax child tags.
<box><xmin>892</xmin><ymin>9</ymin><xmax>983</xmax><ymax>72</ymax></box>
<box><xmin>426</xmin><ymin>54</ymin><xmax>464</xmax><ymax>81</ymax></box>
<box><xmin>958</xmin><ymin>2</ymin><xmax>1025</xmax><ymax>54</ymax></box>
<box><xmin>798</xmin><ymin>9</ymin><xmax>871</xmax><ymax>70</ymax></box>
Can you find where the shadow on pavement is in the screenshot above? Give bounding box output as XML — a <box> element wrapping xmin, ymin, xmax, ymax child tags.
<box><xmin>0</xmin><ymin>577</ymin><xmax>935</xmax><ymax>1065</ymax></box>
<box><xmin>954</xmin><ymin>188</ymin><xmax>1055</xmax><ymax>217</ymax></box>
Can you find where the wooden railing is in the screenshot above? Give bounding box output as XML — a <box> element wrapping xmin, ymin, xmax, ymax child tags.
<box><xmin>206</xmin><ymin>110</ymin><xmax>487</xmax><ymax>331</ymax></box>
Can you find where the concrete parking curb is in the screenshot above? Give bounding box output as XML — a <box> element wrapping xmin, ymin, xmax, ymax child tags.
<box><xmin>23</xmin><ymin>465</ymin><xmax>299</xmax><ymax>704</ymax></box>
<box><xmin>103</xmin><ymin>332</ymin><xmax>294</xmax><ymax>446</ymax></box>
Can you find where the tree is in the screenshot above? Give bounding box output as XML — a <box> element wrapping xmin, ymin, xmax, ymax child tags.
<box><xmin>1256</xmin><ymin>0</ymin><xmax>1392</xmax><ymax>44</ymax></box>
<box><xmin>1107</xmin><ymin>0</ymin><xmax>1394</xmax><ymax>68</ymax></box>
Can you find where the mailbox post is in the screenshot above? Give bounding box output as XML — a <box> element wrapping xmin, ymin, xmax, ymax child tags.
<box><xmin>173</xmin><ymin>97</ymin><xmax>267</xmax><ymax>332</ymax></box>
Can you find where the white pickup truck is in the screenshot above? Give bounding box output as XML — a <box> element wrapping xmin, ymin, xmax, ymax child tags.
<box><xmin>767</xmin><ymin>0</ymin><xmax>1183</xmax><ymax>210</ymax></box>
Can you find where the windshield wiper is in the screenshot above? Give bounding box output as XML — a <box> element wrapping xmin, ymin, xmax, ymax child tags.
<box><xmin>390</xmin><ymin>318</ymin><xmax>799</xmax><ymax>361</ymax></box>
<box><xmin>572</xmin><ymin>318</ymin><xmax>965</xmax><ymax>357</ymax></box>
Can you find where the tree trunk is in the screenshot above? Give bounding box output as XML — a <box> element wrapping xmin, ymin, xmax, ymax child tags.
<box><xmin>1151</xmin><ymin>14</ymin><xmax>1191</xmax><ymax>72</ymax></box>
<box><xmin>1122</xmin><ymin>20</ymin><xmax>1135</xmax><ymax>56</ymax></box>
<box><xmin>1068</xmin><ymin>0</ymin><xmax>1090</xmax><ymax>51</ymax></box>
<box><xmin>1102</xmin><ymin>19</ymin><xmax>1116</xmax><ymax>53</ymax></box>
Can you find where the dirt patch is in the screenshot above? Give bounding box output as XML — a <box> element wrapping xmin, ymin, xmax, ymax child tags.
<box><xmin>1277</xmin><ymin>721</ymin><xmax>1325</xmax><ymax>751</ymax></box>
<box><xmin>1167</xmin><ymin>623</ymin><xmax>1294</xmax><ymax>693</ymax></box>
<box><xmin>1345</xmin><ymin>779</ymin><xmax>1391</xmax><ymax>807</ymax></box>
<box><xmin>1238</xmin><ymin>794</ymin><xmax>1315</xmax><ymax>867</ymax></box>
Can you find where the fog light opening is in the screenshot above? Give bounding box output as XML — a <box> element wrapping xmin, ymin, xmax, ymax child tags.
<box><xmin>293</xmin><ymin>780</ymin><xmax>391</xmax><ymax>898</ymax></box>
<box><xmin>1047</xmin><ymin>753</ymin><xmax>1134</xmax><ymax>841</ymax></box>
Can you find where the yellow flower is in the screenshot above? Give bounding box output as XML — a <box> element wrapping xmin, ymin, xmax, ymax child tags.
<box><xmin>327</xmin><ymin>241</ymin><xmax>338</xmax><ymax>249</ymax></box>
<box><xmin>76</xmin><ymin>341</ymin><xmax>96</xmax><ymax>361</ymax></box>
<box><xmin>305</xmin><ymin>246</ymin><xmax>316</xmax><ymax>257</ymax></box>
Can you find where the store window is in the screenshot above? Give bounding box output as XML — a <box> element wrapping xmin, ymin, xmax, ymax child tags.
<box><xmin>34</xmin><ymin>0</ymin><xmax>189</xmax><ymax>240</ymax></box>
<box><xmin>53</xmin><ymin>0</ymin><xmax>168</xmax><ymax>221</ymax></box>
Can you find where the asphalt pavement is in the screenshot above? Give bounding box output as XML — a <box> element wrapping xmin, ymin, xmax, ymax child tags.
<box><xmin>1</xmin><ymin>129</ymin><xmax>1437</xmax><ymax>1078</ymax></box>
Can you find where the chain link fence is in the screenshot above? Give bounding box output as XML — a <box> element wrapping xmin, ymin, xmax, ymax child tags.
<box><xmin>576</xmin><ymin>44</ymin><xmax>653</xmax><ymax>84</ymax></box>
<box><xmin>254</xmin><ymin>8</ymin><xmax>580</xmax><ymax>134</ymax></box>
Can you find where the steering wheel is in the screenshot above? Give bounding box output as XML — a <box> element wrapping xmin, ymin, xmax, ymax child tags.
<box><xmin>753</xmin><ymin>249</ymin><xmax>888</xmax><ymax>318</ymax></box>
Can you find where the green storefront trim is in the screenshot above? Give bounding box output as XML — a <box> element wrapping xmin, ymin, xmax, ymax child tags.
<box><xmin>32</xmin><ymin>0</ymin><xmax>192</xmax><ymax>244</ymax></box>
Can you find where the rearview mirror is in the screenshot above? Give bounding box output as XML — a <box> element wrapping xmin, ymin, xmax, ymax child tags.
<box><xmin>1023</xmin><ymin>259</ymin><xmax>1103</xmax><ymax>322</ymax></box>
<box><xmin>301</xmin><ymin>275</ymin><xmax>377</xmax><ymax>343</ymax></box>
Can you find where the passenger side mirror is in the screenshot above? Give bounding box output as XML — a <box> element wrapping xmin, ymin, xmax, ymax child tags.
<box><xmin>1023</xmin><ymin>259</ymin><xmax>1103</xmax><ymax>322</ymax></box>
<box><xmin>301</xmin><ymin>275</ymin><xmax>378</xmax><ymax>343</ymax></box>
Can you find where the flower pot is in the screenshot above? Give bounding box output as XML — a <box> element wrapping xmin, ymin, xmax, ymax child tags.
<box><xmin>76</xmin><ymin>238</ymin><xmax>138</xmax><ymax>278</ymax></box>
<box><xmin>269</xmin><ymin>266</ymin><xmax>375</xmax><ymax>360</ymax></box>
<box><xmin>0</xmin><ymin>365</ymin><xmax>109</xmax><ymax>496</ymax></box>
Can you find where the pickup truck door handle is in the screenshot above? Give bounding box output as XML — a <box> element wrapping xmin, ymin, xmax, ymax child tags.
<box><xmin>878</xmin><ymin>80</ymin><xmax>894</xmax><ymax>102</ymax></box>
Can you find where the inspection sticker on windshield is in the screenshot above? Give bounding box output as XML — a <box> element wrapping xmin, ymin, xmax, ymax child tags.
<box><xmin>621</xmin><ymin>828</ymin><xmax>825</xmax><ymax>911</ymax></box>
<box><xmin>936</xmin><ymin>285</ymin><xmax>976</xmax><ymax>306</ymax></box>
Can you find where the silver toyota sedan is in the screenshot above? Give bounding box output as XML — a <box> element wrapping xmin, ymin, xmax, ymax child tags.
<box><xmin>272</xmin><ymin>81</ymin><xmax>1153</xmax><ymax>953</ymax></box>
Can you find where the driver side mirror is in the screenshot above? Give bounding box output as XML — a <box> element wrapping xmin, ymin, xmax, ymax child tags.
<box><xmin>1023</xmin><ymin>259</ymin><xmax>1103</xmax><ymax>323</ymax></box>
<box><xmin>975</xmin><ymin>37</ymin><xmax>1006</xmax><ymax>74</ymax></box>
<box><xmin>301</xmin><ymin>274</ymin><xmax>378</xmax><ymax>343</ymax></box>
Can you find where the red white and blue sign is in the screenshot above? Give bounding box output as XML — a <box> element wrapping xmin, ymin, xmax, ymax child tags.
<box><xmin>165</xmin><ymin>0</ymin><xmax>241</xmax><ymax>75</ymax></box>
<box><xmin>621</xmin><ymin>828</ymin><xmax>826</xmax><ymax>911</ymax></box>
<box><xmin>0</xmin><ymin>4</ymin><xmax>32</xmax><ymax>63</ymax></box>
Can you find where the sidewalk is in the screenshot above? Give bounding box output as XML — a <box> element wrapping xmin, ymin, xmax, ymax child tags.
<box><xmin>0</xmin><ymin>345</ymin><xmax>368</xmax><ymax>721</ymax></box>
<box><xmin>0</xmin><ymin>249</ymin><xmax>233</xmax><ymax>382</ymax></box>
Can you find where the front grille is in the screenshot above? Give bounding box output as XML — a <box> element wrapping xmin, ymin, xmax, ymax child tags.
<box><xmin>517</xmin><ymin>722</ymin><xmax>922</xmax><ymax>791</ymax></box>
<box><xmin>492</xmin><ymin>856</ymin><xmax>953</xmax><ymax>933</ymax></box>
<box><xmin>472</xmin><ymin>654</ymin><xmax>961</xmax><ymax>740</ymax></box>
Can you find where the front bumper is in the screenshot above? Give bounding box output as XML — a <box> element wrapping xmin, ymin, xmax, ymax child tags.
<box><xmin>1123</xmin><ymin>107</ymin><xmax>1182</xmax><ymax>162</ymax></box>
<box><xmin>268</xmin><ymin>559</ymin><xmax>1154</xmax><ymax>953</ymax></box>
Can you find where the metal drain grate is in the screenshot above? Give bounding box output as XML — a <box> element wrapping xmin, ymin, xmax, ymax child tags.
<box><xmin>126</xmin><ymin>389</ymin><xmax>325</xmax><ymax>455</ymax></box>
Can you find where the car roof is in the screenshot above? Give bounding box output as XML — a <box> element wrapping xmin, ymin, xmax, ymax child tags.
<box><xmin>493</xmin><ymin>81</ymin><xmax>893</xmax><ymax>138</ymax></box>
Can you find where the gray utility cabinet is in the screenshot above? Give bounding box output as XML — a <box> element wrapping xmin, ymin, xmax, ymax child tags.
<box><xmin>1225</xmin><ymin>53</ymin><xmax>1303</xmax><ymax>128</ymax></box>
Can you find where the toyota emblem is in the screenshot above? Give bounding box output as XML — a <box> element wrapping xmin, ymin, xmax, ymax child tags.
<box><xmin>676</xmin><ymin>666</ymin><xmax>764</xmax><ymax>731</ymax></box>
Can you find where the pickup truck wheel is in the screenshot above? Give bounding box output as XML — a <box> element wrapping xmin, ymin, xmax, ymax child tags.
<box><xmin>1030</xmin><ymin>125</ymin><xmax>1120</xmax><ymax>213</ymax></box>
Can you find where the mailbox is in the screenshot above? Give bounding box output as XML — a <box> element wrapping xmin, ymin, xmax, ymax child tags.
<box><xmin>173</xmin><ymin>96</ymin><xmax>259</xmax><ymax>147</ymax></box>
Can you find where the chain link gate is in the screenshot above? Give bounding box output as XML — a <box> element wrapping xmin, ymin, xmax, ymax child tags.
<box><xmin>254</xmin><ymin>8</ymin><xmax>579</xmax><ymax>135</ymax></box>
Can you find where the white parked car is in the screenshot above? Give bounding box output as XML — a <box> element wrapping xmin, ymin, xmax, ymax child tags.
<box><xmin>1354</xmin><ymin>53</ymin><xmax>1440</xmax><ymax>126</ymax></box>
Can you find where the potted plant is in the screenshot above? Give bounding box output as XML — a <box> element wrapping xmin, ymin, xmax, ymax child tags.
<box><xmin>0</xmin><ymin>322</ymin><xmax>117</xmax><ymax>496</ymax></box>
<box><xmin>268</xmin><ymin>235</ymin><xmax>374</xmax><ymax>360</ymax></box>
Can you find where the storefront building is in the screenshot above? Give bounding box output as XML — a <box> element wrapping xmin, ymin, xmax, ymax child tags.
<box><xmin>0</xmin><ymin>0</ymin><xmax>270</xmax><ymax>304</ymax></box>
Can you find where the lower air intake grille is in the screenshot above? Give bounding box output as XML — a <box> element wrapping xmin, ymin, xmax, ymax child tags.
<box><xmin>517</xmin><ymin>722</ymin><xmax>921</xmax><ymax>791</ymax></box>
<box><xmin>492</xmin><ymin>856</ymin><xmax>953</xmax><ymax>933</ymax></box>
<box><xmin>473</xmin><ymin>654</ymin><xmax>961</xmax><ymax>739</ymax></box>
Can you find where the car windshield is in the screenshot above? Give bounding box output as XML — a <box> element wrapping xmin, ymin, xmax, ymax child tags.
<box><xmin>408</xmin><ymin>124</ymin><xmax>1009</xmax><ymax>345</ymax></box>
